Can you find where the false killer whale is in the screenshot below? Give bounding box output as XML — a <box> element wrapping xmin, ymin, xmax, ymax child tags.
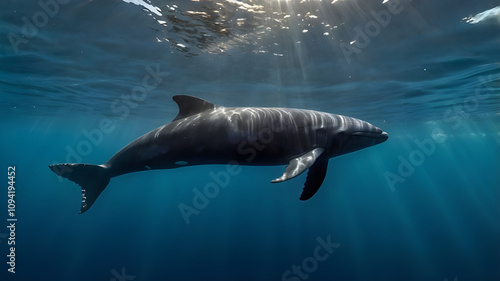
<box><xmin>49</xmin><ymin>95</ymin><xmax>388</xmax><ymax>213</ymax></box>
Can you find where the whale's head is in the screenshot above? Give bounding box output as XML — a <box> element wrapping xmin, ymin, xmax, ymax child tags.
<box><xmin>333</xmin><ymin>117</ymin><xmax>388</xmax><ymax>156</ymax></box>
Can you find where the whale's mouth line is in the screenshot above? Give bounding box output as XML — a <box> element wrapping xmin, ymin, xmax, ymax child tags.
<box><xmin>352</xmin><ymin>131</ymin><xmax>389</xmax><ymax>139</ymax></box>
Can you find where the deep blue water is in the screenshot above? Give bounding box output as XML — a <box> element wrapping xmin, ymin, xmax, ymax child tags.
<box><xmin>1</xmin><ymin>0</ymin><xmax>500</xmax><ymax>281</ymax></box>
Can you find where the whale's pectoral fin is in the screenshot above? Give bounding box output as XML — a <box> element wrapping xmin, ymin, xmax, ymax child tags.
<box><xmin>271</xmin><ymin>148</ymin><xmax>325</xmax><ymax>183</ymax></box>
<box><xmin>300</xmin><ymin>159</ymin><xmax>329</xmax><ymax>200</ymax></box>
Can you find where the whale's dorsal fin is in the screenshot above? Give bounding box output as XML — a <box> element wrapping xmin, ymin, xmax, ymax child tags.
<box><xmin>172</xmin><ymin>95</ymin><xmax>220</xmax><ymax>121</ymax></box>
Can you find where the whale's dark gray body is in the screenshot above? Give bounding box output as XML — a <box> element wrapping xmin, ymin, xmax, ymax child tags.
<box><xmin>50</xmin><ymin>95</ymin><xmax>388</xmax><ymax>213</ymax></box>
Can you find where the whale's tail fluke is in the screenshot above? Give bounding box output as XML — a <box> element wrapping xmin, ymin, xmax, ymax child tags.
<box><xmin>49</xmin><ymin>164</ymin><xmax>110</xmax><ymax>214</ymax></box>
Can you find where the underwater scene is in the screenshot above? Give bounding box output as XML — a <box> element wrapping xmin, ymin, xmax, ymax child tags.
<box><xmin>1</xmin><ymin>0</ymin><xmax>499</xmax><ymax>280</ymax></box>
